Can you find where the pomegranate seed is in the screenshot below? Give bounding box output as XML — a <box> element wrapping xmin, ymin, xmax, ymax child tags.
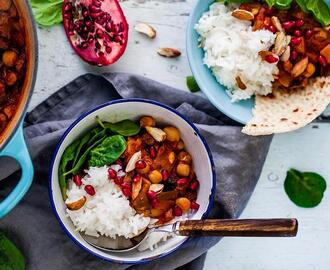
<box><xmin>115</xmin><ymin>159</ymin><xmax>123</xmax><ymax>167</ymax></box>
<box><xmin>121</xmin><ymin>182</ymin><xmax>131</xmax><ymax>189</ymax></box>
<box><xmin>147</xmin><ymin>190</ymin><xmax>157</xmax><ymax>200</ymax></box>
<box><xmin>108</xmin><ymin>168</ymin><xmax>117</xmax><ymax>179</ymax></box>
<box><xmin>114</xmin><ymin>177</ymin><xmax>123</xmax><ymax>186</ymax></box>
<box><xmin>96</xmin><ymin>29</ymin><xmax>103</xmax><ymax>38</ymax></box>
<box><xmin>151</xmin><ymin>198</ymin><xmax>160</xmax><ymax>208</ymax></box>
<box><xmin>318</xmin><ymin>55</ymin><xmax>327</xmax><ymax>67</ymax></box>
<box><xmin>93</xmin><ymin>0</ymin><xmax>102</xmax><ymax>7</ymax></box>
<box><xmin>263</xmin><ymin>17</ymin><xmax>271</xmax><ymax>26</ymax></box>
<box><xmin>190</xmin><ymin>201</ymin><xmax>200</xmax><ymax>211</ymax></box>
<box><xmin>190</xmin><ymin>180</ymin><xmax>199</xmax><ymax>191</ymax></box>
<box><xmin>149</xmin><ymin>146</ymin><xmax>157</xmax><ymax>159</ymax></box>
<box><xmin>90</xmin><ymin>6</ymin><xmax>101</xmax><ymax>13</ymax></box>
<box><xmin>95</xmin><ymin>41</ymin><xmax>101</xmax><ymax>49</ymax></box>
<box><xmin>264</xmin><ymin>54</ymin><xmax>278</xmax><ymax>64</ymax></box>
<box><xmin>174</xmin><ymin>206</ymin><xmax>183</xmax><ymax>216</ymax></box>
<box><xmin>85</xmin><ymin>185</ymin><xmax>95</xmax><ymax>196</ymax></box>
<box><xmin>135</xmin><ymin>160</ymin><xmax>147</xmax><ymax>169</ymax></box>
<box><xmin>305</xmin><ymin>29</ymin><xmax>313</xmax><ymax>39</ymax></box>
<box><xmin>291</xmin><ymin>50</ymin><xmax>298</xmax><ymax>60</ymax></box>
<box><xmin>73</xmin><ymin>175</ymin><xmax>82</xmax><ymax>187</ymax></box>
<box><xmin>295</xmin><ymin>19</ymin><xmax>305</xmax><ymax>28</ymax></box>
<box><xmin>64</xmin><ymin>4</ymin><xmax>72</xmax><ymax>12</ymax></box>
<box><xmin>282</xmin><ymin>21</ymin><xmax>295</xmax><ymax>30</ymax></box>
<box><xmin>264</xmin><ymin>7</ymin><xmax>274</xmax><ymax>15</ymax></box>
<box><xmin>267</xmin><ymin>25</ymin><xmax>276</xmax><ymax>34</ymax></box>
<box><xmin>291</xmin><ymin>37</ymin><xmax>301</xmax><ymax>46</ymax></box>
<box><xmin>133</xmin><ymin>174</ymin><xmax>142</xmax><ymax>183</ymax></box>
<box><xmin>122</xmin><ymin>188</ymin><xmax>131</xmax><ymax>197</ymax></box>
<box><xmin>105</xmin><ymin>46</ymin><xmax>112</xmax><ymax>54</ymax></box>
<box><xmin>293</xmin><ymin>30</ymin><xmax>302</xmax><ymax>37</ymax></box>
<box><xmin>177</xmin><ymin>178</ymin><xmax>189</xmax><ymax>186</ymax></box>
<box><xmin>161</xmin><ymin>169</ymin><xmax>170</xmax><ymax>181</ymax></box>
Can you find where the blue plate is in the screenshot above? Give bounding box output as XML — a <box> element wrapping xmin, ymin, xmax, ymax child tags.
<box><xmin>186</xmin><ymin>0</ymin><xmax>253</xmax><ymax>124</ymax></box>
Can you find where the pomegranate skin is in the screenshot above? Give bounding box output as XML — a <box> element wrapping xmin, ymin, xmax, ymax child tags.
<box><xmin>62</xmin><ymin>0</ymin><xmax>129</xmax><ymax>66</ymax></box>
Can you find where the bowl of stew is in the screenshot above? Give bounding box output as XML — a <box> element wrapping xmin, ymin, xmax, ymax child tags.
<box><xmin>0</xmin><ymin>0</ymin><xmax>38</xmax><ymax>218</ymax></box>
<box><xmin>49</xmin><ymin>99</ymin><xmax>216</xmax><ymax>264</ymax></box>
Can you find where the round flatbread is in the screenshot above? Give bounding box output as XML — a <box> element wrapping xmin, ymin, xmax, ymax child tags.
<box><xmin>242</xmin><ymin>77</ymin><xmax>330</xmax><ymax>136</ymax></box>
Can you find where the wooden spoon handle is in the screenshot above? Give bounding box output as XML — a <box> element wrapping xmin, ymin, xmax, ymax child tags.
<box><xmin>177</xmin><ymin>219</ymin><xmax>298</xmax><ymax>237</ymax></box>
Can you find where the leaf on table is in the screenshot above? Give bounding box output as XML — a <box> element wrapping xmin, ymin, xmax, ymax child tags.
<box><xmin>29</xmin><ymin>0</ymin><xmax>63</xmax><ymax>27</ymax></box>
<box><xmin>0</xmin><ymin>231</ymin><xmax>25</xmax><ymax>270</ymax></box>
<box><xmin>186</xmin><ymin>76</ymin><xmax>200</xmax><ymax>93</ymax></box>
<box><xmin>284</xmin><ymin>168</ymin><xmax>327</xmax><ymax>208</ymax></box>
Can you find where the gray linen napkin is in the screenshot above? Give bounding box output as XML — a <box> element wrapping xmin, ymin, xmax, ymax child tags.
<box><xmin>0</xmin><ymin>73</ymin><xmax>272</xmax><ymax>270</ymax></box>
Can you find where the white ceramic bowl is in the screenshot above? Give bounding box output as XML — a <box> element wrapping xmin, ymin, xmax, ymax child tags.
<box><xmin>49</xmin><ymin>99</ymin><xmax>216</xmax><ymax>264</ymax></box>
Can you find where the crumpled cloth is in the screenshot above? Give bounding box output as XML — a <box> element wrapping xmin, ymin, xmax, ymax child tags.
<box><xmin>0</xmin><ymin>73</ymin><xmax>272</xmax><ymax>270</ymax></box>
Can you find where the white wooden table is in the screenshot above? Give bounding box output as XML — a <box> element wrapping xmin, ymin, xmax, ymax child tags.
<box><xmin>33</xmin><ymin>0</ymin><xmax>330</xmax><ymax>269</ymax></box>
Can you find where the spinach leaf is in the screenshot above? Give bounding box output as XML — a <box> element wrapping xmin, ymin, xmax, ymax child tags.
<box><xmin>73</xmin><ymin>132</ymin><xmax>92</xmax><ymax>167</ymax></box>
<box><xmin>306</xmin><ymin>0</ymin><xmax>330</xmax><ymax>26</ymax></box>
<box><xmin>186</xmin><ymin>76</ymin><xmax>201</xmax><ymax>93</ymax></box>
<box><xmin>296</xmin><ymin>0</ymin><xmax>309</xmax><ymax>13</ymax></box>
<box><xmin>30</xmin><ymin>0</ymin><xmax>63</xmax><ymax>27</ymax></box>
<box><xmin>59</xmin><ymin>139</ymin><xmax>80</xmax><ymax>200</ymax></box>
<box><xmin>0</xmin><ymin>231</ymin><xmax>25</xmax><ymax>270</ymax></box>
<box><xmin>265</xmin><ymin>0</ymin><xmax>276</xmax><ymax>6</ymax></box>
<box><xmin>284</xmin><ymin>168</ymin><xmax>327</xmax><ymax>208</ymax></box>
<box><xmin>89</xmin><ymin>135</ymin><xmax>127</xmax><ymax>167</ymax></box>
<box><xmin>64</xmin><ymin>135</ymin><xmax>107</xmax><ymax>176</ymax></box>
<box><xmin>88</xmin><ymin>129</ymin><xmax>107</xmax><ymax>147</ymax></box>
<box><xmin>274</xmin><ymin>0</ymin><xmax>292</xmax><ymax>9</ymax></box>
<box><xmin>103</xmin><ymin>119</ymin><xmax>141</xmax><ymax>136</ymax></box>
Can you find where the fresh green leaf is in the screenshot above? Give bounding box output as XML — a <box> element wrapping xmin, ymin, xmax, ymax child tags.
<box><xmin>0</xmin><ymin>231</ymin><xmax>25</xmax><ymax>270</ymax></box>
<box><xmin>88</xmin><ymin>128</ymin><xmax>107</xmax><ymax>147</ymax></box>
<box><xmin>186</xmin><ymin>76</ymin><xmax>200</xmax><ymax>93</ymax></box>
<box><xmin>89</xmin><ymin>135</ymin><xmax>127</xmax><ymax>167</ymax></box>
<box><xmin>63</xmin><ymin>135</ymin><xmax>107</xmax><ymax>176</ymax></box>
<box><xmin>59</xmin><ymin>139</ymin><xmax>80</xmax><ymax>200</ymax></box>
<box><xmin>29</xmin><ymin>0</ymin><xmax>63</xmax><ymax>27</ymax></box>
<box><xmin>96</xmin><ymin>116</ymin><xmax>105</xmax><ymax>129</ymax></box>
<box><xmin>265</xmin><ymin>0</ymin><xmax>276</xmax><ymax>7</ymax></box>
<box><xmin>296</xmin><ymin>0</ymin><xmax>309</xmax><ymax>13</ymax></box>
<box><xmin>306</xmin><ymin>0</ymin><xmax>330</xmax><ymax>26</ymax></box>
<box><xmin>103</xmin><ymin>119</ymin><xmax>141</xmax><ymax>136</ymax></box>
<box><xmin>284</xmin><ymin>168</ymin><xmax>327</xmax><ymax>208</ymax></box>
<box><xmin>274</xmin><ymin>0</ymin><xmax>292</xmax><ymax>9</ymax></box>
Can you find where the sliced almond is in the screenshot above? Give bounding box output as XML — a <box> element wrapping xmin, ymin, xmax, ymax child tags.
<box><xmin>134</xmin><ymin>23</ymin><xmax>156</xmax><ymax>39</ymax></box>
<box><xmin>157</xmin><ymin>48</ymin><xmax>181</xmax><ymax>58</ymax></box>
<box><xmin>145</xmin><ymin>126</ymin><xmax>166</xmax><ymax>142</ymax></box>
<box><xmin>274</xmin><ymin>32</ymin><xmax>287</xmax><ymax>56</ymax></box>
<box><xmin>280</xmin><ymin>46</ymin><xmax>290</xmax><ymax>62</ymax></box>
<box><xmin>132</xmin><ymin>177</ymin><xmax>142</xmax><ymax>200</ymax></box>
<box><xmin>149</xmin><ymin>184</ymin><xmax>164</xmax><ymax>194</ymax></box>
<box><xmin>66</xmin><ymin>196</ymin><xmax>86</xmax><ymax>211</ymax></box>
<box><xmin>291</xmin><ymin>57</ymin><xmax>309</xmax><ymax>78</ymax></box>
<box><xmin>236</xmin><ymin>76</ymin><xmax>247</xmax><ymax>90</ymax></box>
<box><xmin>231</xmin><ymin>9</ymin><xmax>254</xmax><ymax>21</ymax></box>
<box><xmin>125</xmin><ymin>151</ymin><xmax>142</xmax><ymax>172</ymax></box>
<box><xmin>271</xmin><ymin>16</ymin><xmax>283</xmax><ymax>32</ymax></box>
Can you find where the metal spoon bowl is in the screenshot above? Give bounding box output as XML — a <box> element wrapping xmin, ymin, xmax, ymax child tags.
<box><xmin>81</xmin><ymin>218</ymin><xmax>298</xmax><ymax>253</ymax></box>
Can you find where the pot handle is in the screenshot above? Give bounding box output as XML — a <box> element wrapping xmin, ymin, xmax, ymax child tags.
<box><xmin>0</xmin><ymin>123</ymin><xmax>34</xmax><ymax>218</ymax></box>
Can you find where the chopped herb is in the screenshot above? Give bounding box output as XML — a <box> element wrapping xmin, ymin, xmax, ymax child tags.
<box><xmin>186</xmin><ymin>76</ymin><xmax>200</xmax><ymax>93</ymax></box>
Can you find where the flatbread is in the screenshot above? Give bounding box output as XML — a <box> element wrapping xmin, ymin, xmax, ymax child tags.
<box><xmin>242</xmin><ymin>77</ymin><xmax>330</xmax><ymax>136</ymax></box>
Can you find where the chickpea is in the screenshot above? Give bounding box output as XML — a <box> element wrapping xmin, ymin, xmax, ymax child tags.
<box><xmin>176</xmin><ymin>163</ymin><xmax>190</xmax><ymax>177</ymax></box>
<box><xmin>140</xmin><ymin>116</ymin><xmax>156</xmax><ymax>127</ymax></box>
<box><xmin>168</xmin><ymin>151</ymin><xmax>176</xmax><ymax>164</ymax></box>
<box><xmin>177</xmin><ymin>140</ymin><xmax>185</xmax><ymax>150</ymax></box>
<box><xmin>5</xmin><ymin>71</ymin><xmax>17</xmax><ymax>86</ymax></box>
<box><xmin>176</xmin><ymin>197</ymin><xmax>191</xmax><ymax>213</ymax></box>
<box><xmin>178</xmin><ymin>151</ymin><xmax>192</xmax><ymax>164</ymax></box>
<box><xmin>163</xmin><ymin>126</ymin><xmax>180</xmax><ymax>142</ymax></box>
<box><xmin>3</xmin><ymin>51</ymin><xmax>18</xmax><ymax>67</ymax></box>
<box><xmin>136</xmin><ymin>163</ymin><xmax>150</xmax><ymax>174</ymax></box>
<box><xmin>148</xmin><ymin>170</ymin><xmax>163</xmax><ymax>184</ymax></box>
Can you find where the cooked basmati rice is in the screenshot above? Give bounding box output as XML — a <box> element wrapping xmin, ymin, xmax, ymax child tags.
<box><xmin>195</xmin><ymin>3</ymin><xmax>278</xmax><ymax>101</ymax></box>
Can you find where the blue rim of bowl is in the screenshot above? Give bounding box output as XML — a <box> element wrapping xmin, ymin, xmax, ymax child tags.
<box><xmin>186</xmin><ymin>0</ymin><xmax>247</xmax><ymax>125</ymax></box>
<box><xmin>48</xmin><ymin>98</ymin><xmax>216</xmax><ymax>265</ymax></box>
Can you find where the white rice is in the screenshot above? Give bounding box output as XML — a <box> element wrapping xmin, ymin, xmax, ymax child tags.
<box><xmin>195</xmin><ymin>3</ymin><xmax>278</xmax><ymax>101</ymax></box>
<box><xmin>66</xmin><ymin>165</ymin><xmax>150</xmax><ymax>240</ymax></box>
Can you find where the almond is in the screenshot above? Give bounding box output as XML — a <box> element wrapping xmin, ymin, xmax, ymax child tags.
<box><xmin>291</xmin><ymin>57</ymin><xmax>309</xmax><ymax>78</ymax></box>
<box><xmin>157</xmin><ymin>48</ymin><xmax>181</xmax><ymax>58</ymax></box>
<box><xmin>66</xmin><ymin>196</ymin><xmax>86</xmax><ymax>211</ymax></box>
<box><xmin>274</xmin><ymin>32</ymin><xmax>287</xmax><ymax>56</ymax></box>
<box><xmin>231</xmin><ymin>9</ymin><xmax>254</xmax><ymax>21</ymax></box>
<box><xmin>236</xmin><ymin>76</ymin><xmax>247</xmax><ymax>90</ymax></box>
<box><xmin>125</xmin><ymin>151</ymin><xmax>142</xmax><ymax>172</ymax></box>
<box><xmin>145</xmin><ymin>126</ymin><xmax>167</xmax><ymax>142</ymax></box>
<box><xmin>280</xmin><ymin>46</ymin><xmax>290</xmax><ymax>62</ymax></box>
<box><xmin>149</xmin><ymin>184</ymin><xmax>164</xmax><ymax>194</ymax></box>
<box><xmin>134</xmin><ymin>23</ymin><xmax>156</xmax><ymax>39</ymax></box>
<box><xmin>271</xmin><ymin>16</ymin><xmax>283</xmax><ymax>32</ymax></box>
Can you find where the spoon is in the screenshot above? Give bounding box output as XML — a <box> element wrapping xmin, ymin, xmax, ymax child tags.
<box><xmin>81</xmin><ymin>218</ymin><xmax>298</xmax><ymax>253</ymax></box>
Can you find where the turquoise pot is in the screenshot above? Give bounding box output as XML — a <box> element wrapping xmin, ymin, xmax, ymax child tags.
<box><xmin>0</xmin><ymin>0</ymin><xmax>38</xmax><ymax>218</ymax></box>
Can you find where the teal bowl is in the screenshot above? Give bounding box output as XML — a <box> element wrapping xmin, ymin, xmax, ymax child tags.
<box><xmin>186</xmin><ymin>0</ymin><xmax>253</xmax><ymax>124</ymax></box>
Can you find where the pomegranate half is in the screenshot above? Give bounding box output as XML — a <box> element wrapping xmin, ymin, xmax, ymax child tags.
<box><xmin>62</xmin><ymin>0</ymin><xmax>129</xmax><ymax>66</ymax></box>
